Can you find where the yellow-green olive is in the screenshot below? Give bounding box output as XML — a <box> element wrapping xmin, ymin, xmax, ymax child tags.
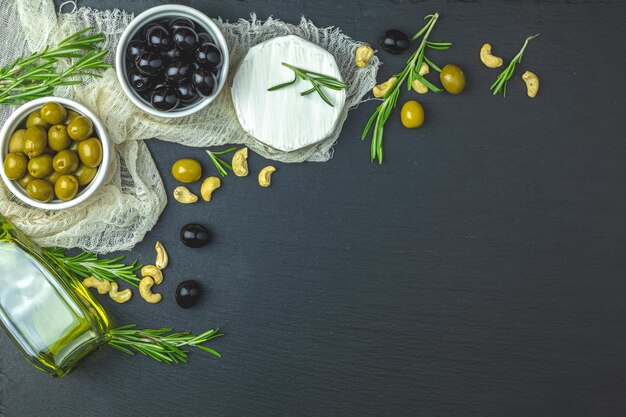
<box><xmin>171</xmin><ymin>158</ymin><xmax>202</xmax><ymax>183</ymax></box>
<box><xmin>26</xmin><ymin>110</ymin><xmax>50</xmax><ymax>129</ymax></box>
<box><xmin>26</xmin><ymin>179</ymin><xmax>54</xmax><ymax>202</ymax></box>
<box><xmin>23</xmin><ymin>126</ymin><xmax>48</xmax><ymax>158</ymax></box>
<box><xmin>18</xmin><ymin>173</ymin><xmax>35</xmax><ymax>189</ymax></box>
<box><xmin>27</xmin><ymin>154</ymin><xmax>53</xmax><ymax>178</ymax></box>
<box><xmin>64</xmin><ymin>110</ymin><xmax>80</xmax><ymax>126</ymax></box>
<box><xmin>47</xmin><ymin>124</ymin><xmax>71</xmax><ymax>151</ymax></box>
<box><xmin>52</xmin><ymin>149</ymin><xmax>79</xmax><ymax>174</ymax></box>
<box><xmin>74</xmin><ymin>164</ymin><xmax>98</xmax><ymax>186</ymax></box>
<box><xmin>439</xmin><ymin>64</ymin><xmax>466</xmax><ymax>95</ymax></box>
<box><xmin>40</xmin><ymin>102</ymin><xmax>67</xmax><ymax>125</ymax></box>
<box><xmin>400</xmin><ymin>100</ymin><xmax>425</xmax><ymax>129</ymax></box>
<box><xmin>54</xmin><ymin>174</ymin><xmax>79</xmax><ymax>201</ymax></box>
<box><xmin>8</xmin><ymin>129</ymin><xmax>27</xmax><ymax>154</ymax></box>
<box><xmin>67</xmin><ymin>116</ymin><xmax>93</xmax><ymax>141</ymax></box>
<box><xmin>45</xmin><ymin>170</ymin><xmax>62</xmax><ymax>185</ymax></box>
<box><xmin>78</xmin><ymin>138</ymin><xmax>103</xmax><ymax>168</ymax></box>
<box><xmin>3</xmin><ymin>152</ymin><xmax>28</xmax><ymax>180</ymax></box>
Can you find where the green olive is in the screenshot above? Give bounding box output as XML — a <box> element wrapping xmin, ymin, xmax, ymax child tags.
<box><xmin>27</xmin><ymin>154</ymin><xmax>54</xmax><ymax>178</ymax></box>
<box><xmin>74</xmin><ymin>164</ymin><xmax>98</xmax><ymax>186</ymax></box>
<box><xmin>171</xmin><ymin>158</ymin><xmax>202</xmax><ymax>183</ymax></box>
<box><xmin>439</xmin><ymin>64</ymin><xmax>466</xmax><ymax>95</ymax></box>
<box><xmin>40</xmin><ymin>102</ymin><xmax>67</xmax><ymax>125</ymax></box>
<box><xmin>45</xmin><ymin>170</ymin><xmax>62</xmax><ymax>185</ymax></box>
<box><xmin>18</xmin><ymin>173</ymin><xmax>35</xmax><ymax>189</ymax></box>
<box><xmin>3</xmin><ymin>152</ymin><xmax>28</xmax><ymax>180</ymax></box>
<box><xmin>23</xmin><ymin>126</ymin><xmax>48</xmax><ymax>158</ymax></box>
<box><xmin>47</xmin><ymin>124</ymin><xmax>71</xmax><ymax>151</ymax></box>
<box><xmin>78</xmin><ymin>137</ymin><xmax>103</xmax><ymax>168</ymax></box>
<box><xmin>8</xmin><ymin>129</ymin><xmax>27</xmax><ymax>154</ymax></box>
<box><xmin>54</xmin><ymin>175</ymin><xmax>79</xmax><ymax>201</ymax></box>
<box><xmin>26</xmin><ymin>179</ymin><xmax>54</xmax><ymax>202</ymax></box>
<box><xmin>64</xmin><ymin>110</ymin><xmax>80</xmax><ymax>126</ymax></box>
<box><xmin>400</xmin><ymin>100</ymin><xmax>425</xmax><ymax>129</ymax></box>
<box><xmin>67</xmin><ymin>116</ymin><xmax>93</xmax><ymax>141</ymax></box>
<box><xmin>26</xmin><ymin>110</ymin><xmax>50</xmax><ymax>129</ymax></box>
<box><xmin>52</xmin><ymin>149</ymin><xmax>79</xmax><ymax>174</ymax></box>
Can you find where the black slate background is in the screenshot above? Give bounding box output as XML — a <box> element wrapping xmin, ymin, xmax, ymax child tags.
<box><xmin>1</xmin><ymin>0</ymin><xmax>626</xmax><ymax>416</ymax></box>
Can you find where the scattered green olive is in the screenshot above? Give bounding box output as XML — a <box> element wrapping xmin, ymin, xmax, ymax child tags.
<box><xmin>53</xmin><ymin>149</ymin><xmax>80</xmax><ymax>174</ymax></box>
<box><xmin>23</xmin><ymin>126</ymin><xmax>47</xmax><ymax>158</ymax></box>
<box><xmin>171</xmin><ymin>158</ymin><xmax>202</xmax><ymax>183</ymax></box>
<box><xmin>54</xmin><ymin>174</ymin><xmax>79</xmax><ymax>201</ymax></box>
<box><xmin>26</xmin><ymin>179</ymin><xmax>54</xmax><ymax>202</ymax></box>
<box><xmin>40</xmin><ymin>102</ymin><xmax>67</xmax><ymax>125</ymax></box>
<box><xmin>27</xmin><ymin>154</ymin><xmax>53</xmax><ymax>179</ymax></box>
<box><xmin>47</xmin><ymin>124</ymin><xmax>71</xmax><ymax>151</ymax></box>
<box><xmin>400</xmin><ymin>100</ymin><xmax>425</xmax><ymax>129</ymax></box>
<box><xmin>78</xmin><ymin>138</ymin><xmax>103</xmax><ymax>168</ymax></box>
<box><xmin>439</xmin><ymin>64</ymin><xmax>466</xmax><ymax>95</ymax></box>
<box><xmin>74</xmin><ymin>164</ymin><xmax>97</xmax><ymax>186</ymax></box>
<box><xmin>67</xmin><ymin>116</ymin><xmax>93</xmax><ymax>141</ymax></box>
<box><xmin>8</xmin><ymin>129</ymin><xmax>27</xmax><ymax>154</ymax></box>
<box><xmin>25</xmin><ymin>110</ymin><xmax>50</xmax><ymax>129</ymax></box>
<box><xmin>3</xmin><ymin>153</ymin><xmax>28</xmax><ymax>180</ymax></box>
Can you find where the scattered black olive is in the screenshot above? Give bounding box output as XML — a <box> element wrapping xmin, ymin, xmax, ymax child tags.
<box><xmin>145</xmin><ymin>25</ymin><xmax>171</xmax><ymax>50</ymax></box>
<box><xmin>126</xmin><ymin>39</ymin><xmax>147</xmax><ymax>62</ymax></box>
<box><xmin>180</xmin><ymin>223</ymin><xmax>210</xmax><ymax>248</ymax></box>
<box><xmin>173</xmin><ymin>27</ymin><xmax>199</xmax><ymax>51</ymax></box>
<box><xmin>165</xmin><ymin>60</ymin><xmax>194</xmax><ymax>85</ymax></box>
<box><xmin>195</xmin><ymin>43</ymin><xmax>223</xmax><ymax>70</ymax></box>
<box><xmin>151</xmin><ymin>86</ymin><xmax>180</xmax><ymax>111</ymax></box>
<box><xmin>192</xmin><ymin>68</ymin><xmax>217</xmax><ymax>97</ymax></box>
<box><xmin>175</xmin><ymin>280</ymin><xmax>201</xmax><ymax>309</ymax></box>
<box><xmin>128</xmin><ymin>68</ymin><xmax>152</xmax><ymax>92</ymax></box>
<box><xmin>135</xmin><ymin>51</ymin><xmax>165</xmax><ymax>76</ymax></box>
<box><xmin>169</xmin><ymin>17</ymin><xmax>195</xmax><ymax>31</ymax></box>
<box><xmin>380</xmin><ymin>29</ymin><xmax>411</xmax><ymax>54</ymax></box>
<box><xmin>197</xmin><ymin>32</ymin><xmax>214</xmax><ymax>45</ymax></box>
<box><xmin>176</xmin><ymin>82</ymin><xmax>199</xmax><ymax>104</ymax></box>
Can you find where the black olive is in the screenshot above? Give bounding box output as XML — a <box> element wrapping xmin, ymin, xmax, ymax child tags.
<box><xmin>127</xmin><ymin>68</ymin><xmax>152</xmax><ymax>92</ymax></box>
<box><xmin>169</xmin><ymin>17</ymin><xmax>195</xmax><ymax>31</ymax></box>
<box><xmin>135</xmin><ymin>51</ymin><xmax>165</xmax><ymax>76</ymax></box>
<box><xmin>173</xmin><ymin>27</ymin><xmax>199</xmax><ymax>51</ymax></box>
<box><xmin>192</xmin><ymin>68</ymin><xmax>217</xmax><ymax>97</ymax></box>
<box><xmin>164</xmin><ymin>60</ymin><xmax>194</xmax><ymax>85</ymax></box>
<box><xmin>380</xmin><ymin>29</ymin><xmax>411</xmax><ymax>54</ymax></box>
<box><xmin>150</xmin><ymin>86</ymin><xmax>180</xmax><ymax>111</ymax></box>
<box><xmin>140</xmin><ymin>22</ymin><xmax>161</xmax><ymax>38</ymax></box>
<box><xmin>195</xmin><ymin>43</ymin><xmax>223</xmax><ymax>70</ymax></box>
<box><xmin>180</xmin><ymin>223</ymin><xmax>210</xmax><ymax>248</ymax></box>
<box><xmin>145</xmin><ymin>25</ymin><xmax>171</xmax><ymax>50</ymax></box>
<box><xmin>175</xmin><ymin>280</ymin><xmax>201</xmax><ymax>309</ymax></box>
<box><xmin>176</xmin><ymin>82</ymin><xmax>199</xmax><ymax>104</ymax></box>
<box><xmin>126</xmin><ymin>39</ymin><xmax>147</xmax><ymax>62</ymax></box>
<box><xmin>162</xmin><ymin>46</ymin><xmax>189</xmax><ymax>62</ymax></box>
<box><xmin>197</xmin><ymin>32</ymin><xmax>214</xmax><ymax>45</ymax></box>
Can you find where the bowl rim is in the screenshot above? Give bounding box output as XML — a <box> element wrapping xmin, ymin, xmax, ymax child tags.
<box><xmin>115</xmin><ymin>4</ymin><xmax>230</xmax><ymax>119</ymax></box>
<box><xmin>0</xmin><ymin>96</ymin><xmax>111</xmax><ymax>210</ymax></box>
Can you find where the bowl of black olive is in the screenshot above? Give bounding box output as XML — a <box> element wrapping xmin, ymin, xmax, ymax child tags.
<box><xmin>115</xmin><ymin>5</ymin><xmax>229</xmax><ymax>118</ymax></box>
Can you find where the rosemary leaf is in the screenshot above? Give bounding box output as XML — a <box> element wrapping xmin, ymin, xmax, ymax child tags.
<box><xmin>268</xmin><ymin>62</ymin><xmax>348</xmax><ymax>107</ymax></box>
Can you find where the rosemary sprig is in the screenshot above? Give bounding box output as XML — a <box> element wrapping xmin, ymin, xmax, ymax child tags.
<box><xmin>0</xmin><ymin>26</ymin><xmax>110</xmax><ymax>106</ymax></box>
<box><xmin>108</xmin><ymin>325</ymin><xmax>223</xmax><ymax>364</ymax></box>
<box><xmin>206</xmin><ymin>147</ymin><xmax>237</xmax><ymax>176</ymax></box>
<box><xmin>268</xmin><ymin>62</ymin><xmax>348</xmax><ymax>107</ymax></box>
<box><xmin>44</xmin><ymin>247</ymin><xmax>142</xmax><ymax>287</ymax></box>
<box><xmin>362</xmin><ymin>13</ymin><xmax>450</xmax><ymax>164</ymax></box>
<box><xmin>490</xmin><ymin>34</ymin><xmax>539</xmax><ymax>97</ymax></box>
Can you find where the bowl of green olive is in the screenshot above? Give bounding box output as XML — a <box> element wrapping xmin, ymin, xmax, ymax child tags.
<box><xmin>0</xmin><ymin>97</ymin><xmax>111</xmax><ymax>210</ymax></box>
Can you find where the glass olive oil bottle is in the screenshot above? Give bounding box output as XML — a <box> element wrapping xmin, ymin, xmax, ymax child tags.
<box><xmin>0</xmin><ymin>214</ymin><xmax>109</xmax><ymax>377</ymax></box>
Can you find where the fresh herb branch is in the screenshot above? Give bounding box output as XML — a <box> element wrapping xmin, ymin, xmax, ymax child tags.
<box><xmin>44</xmin><ymin>247</ymin><xmax>142</xmax><ymax>288</ymax></box>
<box><xmin>268</xmin><ymin>62</ymin><xmax>348</xmax><ymax>107</ymax></box>
<box><xmin>362</xmin><ymin>13</ymin><xmax>450</xmax><ymax>164</ymax></box>
<box><xmin>108</xmin><ymin>325</ymin><xmax>223</xmax><ymax>364</ymax></box>
<box><xmin>490</xmin><ymin>34</ymin><xmax>539</xmax><ymax>97</ymax></box>
<box><xmin>206</xmin><ymin>147</ymin><xmax>237</xmax><ymax>176</ymax></box>
<box><xmin>0</xmin><ymin>26</ymin><xmax>110</xmax><ymax>106</ymax></box>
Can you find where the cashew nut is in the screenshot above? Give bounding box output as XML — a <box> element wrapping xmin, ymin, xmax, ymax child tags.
<box><xmin>108</xmin><ymin>282</ymin><xmax>132</xmax><ymax>304</ymax></box>
<box><xmin>480</xmin><ymin>43</ymin><xmax>503</xmax><ymax>68</ymax></box>
<box><xmin>173</xmin><ymin>186</ymin><xmax>198</xmax><ymax>204</ymax></box>
<box><xmin>231</xmin><ymin>147</ymin><xmax>249</xmax><ymax>177</ymax></box>
<box><xmin>141</xmin><ymin>264</ymin><xmax>163</xmax><ymax>285</ymax></box>
<box><xmin>155</xmin><ymin>240</ymin><xmax>168</xmax><ymax>270</ymax></box>
<box><xmin>355</xmin><ymin>45</ymin><xmax>374</xmax><ymax>68</ymax></box>
<box><xmin>411</xmin><ymin>62</ymin><xmax>430</xmax><ymax>94</ymax></box>
<box><xmin>82</xmin><ymin>276</ymin><xmax>111</xmax><ymax>295</ymax></box>
<box><xmin>258</xmin><ymin>166</ymin><xmax>276</xmax><ymax>188</ymax></box>
<box><xmin>139</xmin><ymin>276</ymin><xmax>162</xmax><ymax>304</ymax></box>
<box><xmin>373</xmin><ymin>77</ymin><xmax>397</xmax><ymax>98</ymax></box>
<box><xmin>521</xmin><ymin>71</ymin><xmax>539</xmax><ymax>98</ymax></box>
<box><xmin>200</xmin><ymin>176</ymin><xmax>221</xmax><ymax>202</ymax></box>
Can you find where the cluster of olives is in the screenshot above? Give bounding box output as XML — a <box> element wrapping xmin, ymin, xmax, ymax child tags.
<box><xmin>125</xmin><ymin>16</ymin><xmax>223</xmax><ymax>112</ymax></box>
<box><xmin>3</xmin><ymin>102</ymin><xmax>103</xmax><ymax>203</ymax></box>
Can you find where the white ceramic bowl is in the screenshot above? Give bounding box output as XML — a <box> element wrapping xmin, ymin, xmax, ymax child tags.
<box><xmin>0</xmin><ymin>97</ymin><xmax>111</xmax><ymax>210</ymax></box>
<box><xmin>115</xmin><ymin>4</ymin><xmax>230</xmax><ymax>118</ymax></box>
